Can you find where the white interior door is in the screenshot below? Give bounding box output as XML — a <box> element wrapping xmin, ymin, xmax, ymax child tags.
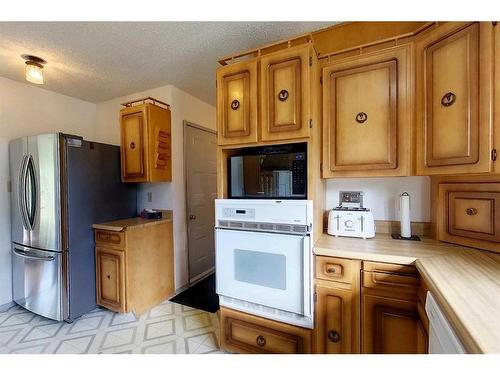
<box><xmin>185</xmin><ymin>123</ymin><xmax>217</xmax><ymax>283</ymax></box>
<box><xmin>215</xmin><ymin>228</ymin><xmax>309</xmax><ymax>315</ymax></box>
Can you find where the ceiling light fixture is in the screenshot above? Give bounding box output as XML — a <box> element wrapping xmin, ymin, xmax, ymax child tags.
<box><xmin>21</xmin><ymin>54</ymin><xmax>47</xmax><ymax>85</ymax></box>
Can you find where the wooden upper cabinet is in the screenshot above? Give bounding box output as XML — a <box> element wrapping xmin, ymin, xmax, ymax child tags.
<box><xmin>217</xmin><ymin>60</ymin><xmax>258</xmax><ymax>146</ymax></box>
<box><xmin>120</xmin><ymin>102</ymin><xmax>172</xmax><ymax>183</ymax></box>
<box><xmin>260</xmin><ymin>45</ymin><xmax>311</xmax><ymax>141</ymax></box>
<box><xmin>416</xmin><ymin>22</ymin><xmax>494</xmax><ymax>175</ymax></box>
<box><xmin>322</xmin><ymin>44</ymin><xmax>412</xmax><ymax>177</ymax></box>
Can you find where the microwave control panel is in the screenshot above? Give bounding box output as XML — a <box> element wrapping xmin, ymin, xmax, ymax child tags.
<box><xmin>222</xmin><ymin>207</ymin><xmax>256</xmax><ymax>220</ymax></box>
<box><xmin>291</xmin><ymin>159</ymin><xmax>306</xmax><ymax>196</ymax></box>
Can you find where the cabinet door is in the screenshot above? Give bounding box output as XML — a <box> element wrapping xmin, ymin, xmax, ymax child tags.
<box><xmin>95</xmin><ymin>247</ymin><xmax>126</xmax><ymax>313</ymax></box>
<box><xmin>315</xmin><ymin>284</ymin><xmax>356</xmax><ymax>354</ymax></box>
<box><xmin>120</xmin><ymin>106</ymin><xmax>148</xmax><ymax>182</ymax></box>
<box><xmin>362</xmin><ymin>293</ymin><xmax>421</xmax><ymax>354</ymax></box>
<box><xmin>416</xmin><ymin>22</ymin><xmax>494</xmax><ymax>175</ymax></box>
<box><xmin>216</xmin><ymin>60</ymin><xmax>258</xmax><ymax>146</ymax></box>
<box><xmin>260</xmin><ymin>46</ymin><xmax>310</xmax><ymax>141</ymax></box>
<box><xmin>147</xmin><ymin>104</ymin><xmax>172</xmax><ymax>182</ymax></box>
<box><xmin>322</xmin><ymin>45</ymin><xmax>411</xmax><ymax>177</ymax></box>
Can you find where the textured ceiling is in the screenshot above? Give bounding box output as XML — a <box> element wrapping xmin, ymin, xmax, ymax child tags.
<box><xmin>0</xmin><ymin>22</ymin><xmax>336</xmax><ymax>105</ymax></box>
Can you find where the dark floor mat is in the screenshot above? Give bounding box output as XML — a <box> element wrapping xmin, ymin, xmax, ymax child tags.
<box><xmin>169</xmin><ymin>273</ymin><xmax>219</xmax><ymax>313</ymax></box>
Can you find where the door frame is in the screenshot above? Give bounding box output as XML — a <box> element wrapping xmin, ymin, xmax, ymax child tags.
<box><xmin>183</xmin><ymin>120</ymin><xmax>217</xmax><ymax>285</ymax></box>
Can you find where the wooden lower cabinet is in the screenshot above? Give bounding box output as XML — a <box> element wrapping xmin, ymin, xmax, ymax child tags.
<box><xmin>94</xmin><ymin>217</ymin><xmax>174</xmax><ymax>316</ymax></box>
<box><xmin>95</xmin><ymin>247</ymin><xmax>126</xmax><ymax>312</ymax></box>
<box><xmin>362</xmin><ymin>293</ymin><xmax>427</xmax><ymax>354</ymax></box>
<box><xmin>314</xmin><ymin>282</ymin><xmax>359</xmax><ymax>353</ymax></box>
<box><xmin>220</xmin><ymin>307</ymin><xmax>312</xmax><ymax>354</ymax></box>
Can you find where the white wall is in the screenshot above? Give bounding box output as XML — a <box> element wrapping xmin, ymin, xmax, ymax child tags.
<box><xmin>96</xmin><ymin>84</ymin><xmax>216</xmax><ymax>290</ymax></box>
<box><xmin>326</xmin><ymin>176</ymin><xmax>431</xmax><ymax>222</ymax></box>
<box><xmin>0</xmin><ymin>76</ymin><xmax>98</xmax><ymax>306</ymax></box>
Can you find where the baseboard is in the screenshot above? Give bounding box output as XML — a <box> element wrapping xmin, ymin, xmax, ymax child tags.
<box><xmin>0</xmin><ymin>301</ymin><xmax>15</xmax><ymax>313</ymax></box>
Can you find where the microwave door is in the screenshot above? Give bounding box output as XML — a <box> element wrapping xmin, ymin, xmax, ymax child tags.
<box><xmin>9</xmin><ymin>137</ymin><xmax>31</xmax><ymax>246</ymax></box>
<box><xmin>27</xmin><ymin>134</ymin><xmax>62</xmax><ymax>252</ymax></box>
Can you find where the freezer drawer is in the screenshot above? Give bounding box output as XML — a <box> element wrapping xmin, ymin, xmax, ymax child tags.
<box><xmin>12</xmin><ymin>245</ymin><xmax>66</xmax><ymax>321</ymax></box>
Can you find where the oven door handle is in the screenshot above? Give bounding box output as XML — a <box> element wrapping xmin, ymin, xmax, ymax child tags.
<box><xmin>214</xmin><ymin>227</ymin><xmax>309</xmax><ymax>237</ymax></box>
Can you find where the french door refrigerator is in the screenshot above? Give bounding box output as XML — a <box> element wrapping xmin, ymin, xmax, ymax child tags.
<box><xmin>10</xmin><ymin>133</ymin><xmax>137</xmax><ymax>321</ymax></box>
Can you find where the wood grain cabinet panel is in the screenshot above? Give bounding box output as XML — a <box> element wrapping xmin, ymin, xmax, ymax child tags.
<box><xmin>362</xmin><ymin>294</ymin><xmax>423</xmax><ymax>354</ymax></box>
<box><xmin>120</xmin><ymin>102</ymin><xmax>172</xmax><ymax>182</ymax></box>
<box><xmin>96</xmin><ymin>247</ymin><xmax>126</xmax><ymax>313</ymax></box>
<box><xmin>216</xmin><ymin>60</ymin><xmax>258</xmax><ymax>145</ymax></box>
<box><xmin>322</xmin><ymin>45</ymin><xmax>411</xmax><ymax>177</ymax></box>
<box><xmin>438</xmin><ymin>183</ymin><xmax>500</xmax><ymax>253</ymax></box>
<box><xmin>94</xmin><ymin>220</ymin><xmax>174</xmax><ymax>316</ymax></box>
<box><xmin>260</xmin><ymin>46</ymin><xmax>311</xmax><ymax>141</ymax></box>
<box><xmin>416</xmin><ymin>22</ymin><xmax>494</xmax><ymax>175</ymax></box>
<box><xmin>220</xmin><ymin>307</ymin><xmax>312</xmax><ymax>354</ymax></box>
<box><xmin>315</xmin><ymin>284</ymin><xmax>355</xmax><ymax>353</ymax></box>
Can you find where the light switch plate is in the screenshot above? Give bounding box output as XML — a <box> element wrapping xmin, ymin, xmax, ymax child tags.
<box><xmin>147</xmin><ymin>192</ymin><xmax>153</xmax><ymax>203</ymax></box>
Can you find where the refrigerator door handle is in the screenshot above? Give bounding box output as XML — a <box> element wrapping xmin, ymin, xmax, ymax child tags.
<box><xmin>12</xmin><ymin>247</ymin><xmax>56</xmax><ymax>262</ymax></box>
<box><xmin>18</xmin><ymin>155</ymin><xmax>31</xmax><ymax>231</ymax></box>
<box><xmin>25</xmin><ymin>155</ymin><xmax>37</xmax><ymax>229</ymax></box>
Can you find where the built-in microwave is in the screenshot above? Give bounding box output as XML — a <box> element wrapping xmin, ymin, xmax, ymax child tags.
<box><xmin>228</xmin><ymin>143</ymin><xmax>307</xmax><ymax>199</ymax></box>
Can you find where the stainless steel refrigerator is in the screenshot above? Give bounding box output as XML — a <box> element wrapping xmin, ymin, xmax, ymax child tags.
<box><xmin>9</xmin><ymin>133</ymin><xmax>137</xmax><ymax>321</ymax></box>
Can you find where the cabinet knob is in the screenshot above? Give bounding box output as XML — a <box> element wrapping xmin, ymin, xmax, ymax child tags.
<box><xmin>466</xmin><ymin>207</ymin><xmax>478</xmax><ymax>216</ymax></box>
<box><xmin>326</xmin><ymin>266</ymin><xmax>336</xmax><ymax>273</ymax></box>
<box><xmin>256</xmin><ymin>335</ymin><xmax>266</xmax><ymax>347</ymax></box>
<box><xmin>441</xmin><ymin>92</ymin><xmax>456</xmax><ymax>107</ymax></box>
<box><xmin>230</xmin><ymin>99</ymin><xmax>240</xmax><ymax>110</ymax></box>
<box><xmin>107</xmin><ymin>275</ymin><xmax>111</xmax><ymax>280</ymax></box>
<box><xmin>129</xmin><ymin>142</ymin><xmax>136</xmax><ymax>150</ymax></box>
<box><xmin>278</xmin><ymin>89</ymin><xmax>289</xmax><ymax>102</ymax></box>
<box><xmin>189</xmin><ymin>214</ymin><xmax>197</xmax><ymax>220</ymax></box>
<box><xmin>328</xmin><ymin>330</ymin><xmax>341</xmax><ymax>343</ymax></box>
<box><xmin>355</xmin><ymin>112</ymin><xmax>368</xmax><ymax>124</ymax></box>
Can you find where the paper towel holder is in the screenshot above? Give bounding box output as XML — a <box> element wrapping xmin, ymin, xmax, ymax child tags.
<box><xmin>392</xmin><ymin>192</ymin><xmax>421</xmax><ymax>241</ymax></box>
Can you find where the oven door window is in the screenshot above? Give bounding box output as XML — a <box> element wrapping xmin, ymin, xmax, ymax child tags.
<box><xmin>234</xmin><ymin>249</ymin><xmax>286</xmax><ymax>290</ymax></box>
<box><xmin>215</xmin><ymin>229</ymin><xmax>309</xmax><ymax>315</ymax></box>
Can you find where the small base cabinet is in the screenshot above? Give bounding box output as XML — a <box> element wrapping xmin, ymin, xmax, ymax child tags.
<box><xmin>220</xmin><ymin>307</ymin><xmax>312</xmax><ymax>354</ymax></box>
<box><xmin>314</xmin><ymin>256</ymin><xmax>361</xmax><ymax>353</ymax></box>
<box><xmin>361</xmin><ymin>261</ymin><xmax>427</xmax><ymax>354</ymax></box>
<box><xmin>94</xmin><ymin>217</ymin><xmax>174</xmax><ymax>316</ymax></box>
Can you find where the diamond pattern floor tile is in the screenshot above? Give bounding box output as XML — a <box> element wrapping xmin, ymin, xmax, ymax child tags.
<box><xmin>0</xmin><ymin>299</ymin><xmax>221</xmax><ymax>354</ymax></box>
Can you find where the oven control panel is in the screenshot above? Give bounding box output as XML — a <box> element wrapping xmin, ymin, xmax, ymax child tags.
<box><xmin>222</xmin><ymin>207</ymin><xmax>256</xmax><ymax>220</ymax></box>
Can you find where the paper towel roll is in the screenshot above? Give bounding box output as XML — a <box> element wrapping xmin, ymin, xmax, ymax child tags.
<box><xmin>400</xmin><ymin>192</ymin><xmax>411</xmax><ymax>238</ymax></box>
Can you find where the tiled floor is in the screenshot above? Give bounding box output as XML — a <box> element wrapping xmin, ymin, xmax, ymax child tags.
<box><xmin>0</xmin><ymin>300</ymin><xmax>223</xmax><ymax>354</ymax></box>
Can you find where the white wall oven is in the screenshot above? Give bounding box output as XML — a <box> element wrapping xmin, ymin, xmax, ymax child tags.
<box><xmin>215</xmin><ymin>199</ymin><xmax>313</xmax><ymax>328</ymax></box>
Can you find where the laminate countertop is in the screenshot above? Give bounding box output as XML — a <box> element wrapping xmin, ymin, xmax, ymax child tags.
<box><xmin>314</xmin><ymin>233</ymin><xmax>469</xmax><ymax>265</ymax></box>
<box><xmin>314</xmin><ymin>233</ymin><xmax>500</xmax><ymax>353</ymax></box>
<box><xmin>92</xmin><ymin>215</ymin><xmax>172</xmax><ymax>232</ymax></box>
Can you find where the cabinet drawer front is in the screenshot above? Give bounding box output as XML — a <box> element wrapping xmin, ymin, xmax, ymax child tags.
<box><xmin>326</xmin><ymin>60</ymin><xmax>397</xmax><ymax>171</ymax></box>
<box><xmin>120</xmin><ymin>108</ymin><xmax>147</xmax><ymax>180</ymax></box>
<box><xmin>220</xmin><ymin>308</ymin><xmax>311</xmax><ymax>354</ymax></box>
<box><xmin>363</xmin><ymin>261</ymin><xmax>418</xmax><ymax>276</ymax></box>
<box><xmin>424</xmin><ymin>23</ymin><xmax>479</xmax><ymax>167</ymax></box>
<box><xmin>448</xmin><ymin>191</ymin><xmax>500</xmax><ymax>242</ymax></box>
<box><xmin>315</xmin><ymin>256</ymin><xmax>354</xmax><ymax>284</ymax></box>
<box><xmin>362</xmin><ymin>271</ymin><xmax>419</xmax><ymax>293</ymax></box>
<box><xmin>95</xmin><ymin>230</ymin><xmax>125</xmax><ymax>249</ymax></box>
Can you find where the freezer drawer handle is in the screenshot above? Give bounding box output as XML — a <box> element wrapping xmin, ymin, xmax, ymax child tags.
<box><xmin>13</xmin><ymin>248</ymin><xmax>55</xmax><ymax>261</ymax></box>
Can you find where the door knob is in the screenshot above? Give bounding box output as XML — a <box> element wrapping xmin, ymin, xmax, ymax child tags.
<box><xmin>189</xmin><ymin>214</ymin><xmax>197</xmax><ymax>220</ymax></box>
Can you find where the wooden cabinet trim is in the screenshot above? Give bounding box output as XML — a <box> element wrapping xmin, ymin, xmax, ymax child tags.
<box><xmin>120</xmin><ymin>108</ymin><xmax>148</xmax><ymax>181</ymax></box>
<box><xmin>373</xmin><ymin>304</ymin><xmax>419</xmax><ymax>353</ymax></box>
<box><xmin>362</xmin><ymin>270</ymin><xmax>420</xmax><ymax>292</ymax></box>
<box><xmin>95</xmin><ymin>247</ymin><xmax>126</xmax><ymax>313</ymax></box>
<box><xmin>95</xmin><ymin>229</ymin><xmax>125</xmax><ymax>249</ymax></box>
